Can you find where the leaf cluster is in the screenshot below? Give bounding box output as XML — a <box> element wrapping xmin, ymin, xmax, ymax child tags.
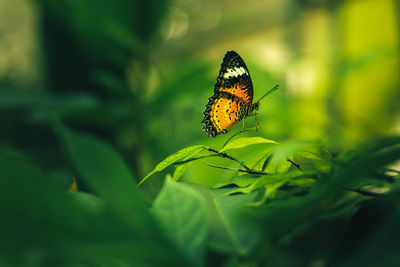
<box><xmin>1</xmin><ymin>123</ymin><xmax>399</xmax><ymax>266</ymax></box>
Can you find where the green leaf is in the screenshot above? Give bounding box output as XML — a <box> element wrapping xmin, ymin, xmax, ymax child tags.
<box><xmin>220</xmin><ymin>137</ymin><xmax>278</xmax><ymax>152</ymax></box>
<box><xmin>246</xmin><ymin>146</ymin><xmax>275</xmax><ymax>172</ymax></box>
<box><xmin>224</xmin><ymin>170</ymin><xmax>315</xmax><ymax>197</ymax></box>
<box><xmin>264</xmin><ymin>142</ymin><xmax>310</xmax><ymax>173</ymax></box>
<box><xmin>221</xmin><ymin>129</ymin><xmax>251</xmax><ymax>148</ymax></box>
<box><xmin>212</xmin><ymin>175</ymin><xmax>258</xmax><ymax>189</ymax></box>
<box><xmin>0</xmin><ymin>157</ymin><xmax>186</xmax><ymax>266</ymax></box>
<box><xmin>210</xmin><ymin>189</ymin><xmax>261</xmax><ymax>255</ymax></box>
<box><xmin>55</xmin><ymin>123</ymin><xmax>161</xmax><ymax>237</ymax></box>
<box><xmin>265</xmin><ymin>152</ymin><xmax>292</xmax><ymax>173</ymax></box>
<box><xmin>171</xmin><ymin>149</ymin><xmax>206</xmax><ymax>182</ymax></box>
<box><xmin>251</xmin><ymin>137</ymin><xmax>400</xmax><ymax>246</ymax></box>
<box><xmin>67</xmin><ymin>192</ymin><xmax>106</xmax><ymax>215</ymax></box>
<box><xmin>187</xmin><ymin>184</ymin><xmax>260</xmax><ymax>255</ymax></box>
<box><xmin>139</xmin><ymin>145</ymin><xmax>206</xmax><ymax>186</ymax></box>
<box><xmin>152</xmin><ymin>177</ymin><xmax>208</xmax><ymax>265</ymax></box>
<box><xmin>172</xmin><ymin>162</ymin><xmax>191</xmax><ymax>182</ymax></box>
<box><xmin>247</xmin><ymin>182</ymin><xmax>287</xmax><ymax>207</ymax></box>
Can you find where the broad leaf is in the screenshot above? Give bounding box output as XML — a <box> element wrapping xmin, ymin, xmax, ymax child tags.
<box><xmin>153</xmin><ymin>177</ymin><xmax>208</xmax><ymax>266</ymax></box>
<box><xmin>0</xmin><ymin>157</ymin><xmax>186</xmax><ymax>266</ymax></box>
<box><xmin>187</xmin><ymin>185</ymin><xmax>260</xmax><ymax>255</ymax></box>
<box><xmin>171</xmin><ymin>149</ymin><xmax>206</xmax><ymax>182</ymax></box>
<box><xmin>55</xmin><ymin>123</ymin><xmax>161</xmax><ymax>237</ymax></box>
<box><xmin>244</xmin><ymin>146</ymin><xmax>275</xmax><ymax>173</ymax></box>
<box><xmin>139</xmin><ymin>145</ymin><xmax>206</xmax><ymax>186</ymax></box>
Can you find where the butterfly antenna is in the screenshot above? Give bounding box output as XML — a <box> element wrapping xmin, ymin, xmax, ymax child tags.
<box><xmin>256</xmin><ymin>84</ymin><xmax>279</xmax><ymax>103</ymax></box>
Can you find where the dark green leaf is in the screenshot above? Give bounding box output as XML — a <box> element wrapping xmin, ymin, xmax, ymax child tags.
<box><xmin>55</xmin><ymin>123</ymin><xmax>162</xmax><ymax>238</ymax></box>
<box><xmin>152</xmin><ymin>177</ymin><xmax>208</xmax><ymax>265</ymax></box>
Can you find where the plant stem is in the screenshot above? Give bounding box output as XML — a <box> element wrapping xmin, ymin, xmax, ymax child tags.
<box><xmin>206</xmin><ymin>147</ymin><xmax>254</xmax><ymax>171</ymax></box>
<box><xmin>287</xmin><ymin>159</ymin><xmax>303</xmax><ymax>171</ymax></box>
<box><xmin>201</xmin><ymin>160</ymin><xmax>268</xmax><ymax>175</ymax></box>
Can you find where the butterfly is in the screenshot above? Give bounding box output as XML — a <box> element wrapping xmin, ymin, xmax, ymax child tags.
<box><xmin>202</xmin><ymin>50</ymin><xmax>278</xmax><ymax>137</ymax></box>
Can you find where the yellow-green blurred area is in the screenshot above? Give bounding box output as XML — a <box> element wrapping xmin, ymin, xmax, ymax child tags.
<box><xmin>1</xmin><ymin>0</ymin><xmax>400</xmax><ymax>266</ymax></box>
<box><xmin>0</xmin><ymin>0</ymin><xmax>398</xmax><ymax>190</ymax></box>
<box><xmin>1</xmin><ymin>0</ymin><xmax>398</xmax><ymax>187</ymax></box>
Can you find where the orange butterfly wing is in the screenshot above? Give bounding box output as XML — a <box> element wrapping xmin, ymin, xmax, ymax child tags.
<box><xmin>202</xmin><ymin>92</ymin><xmax>246</xmax><ymax>137</ymax></box>
<box><xmin>219</xmin><ymin>80</ymin><xmax>252</xmax><ymax>104</ymax></box>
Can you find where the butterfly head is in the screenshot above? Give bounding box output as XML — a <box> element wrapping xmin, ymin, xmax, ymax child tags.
<box><xmin>245</xmin><ymin>102</ymin><xmax>259</xmax><ymax>117</ymax></box>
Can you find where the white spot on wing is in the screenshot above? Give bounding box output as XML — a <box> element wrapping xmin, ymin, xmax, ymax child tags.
<box><xmin>223</xmin><ymin>67</ymin><xmax>248</xmax><ymax>79</ymax></box>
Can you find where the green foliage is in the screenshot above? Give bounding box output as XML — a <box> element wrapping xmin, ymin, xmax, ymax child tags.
<box><xmin>1</xmin><ymin>127</ymin><xmax>399</xmax><ymax>266</ymax></box>
<box><xmin>56</xmin><ymin>123</ymin><xmax>159</xmax><ymax>234</ymax></box>
<box><xmin>0</xmin><ymin>128</ymin><xmax>188</xmax><ymax>266</ymax></box>
<box><xmin>139</xmin><ymin>145</ymin><xmax>207</xmax><ymax>185</ymax></box>
<box><xmin>137</xmin><ymin>135</ymin><xmax>400</xmax><ymax>265</ymax></box>
<box><xmin>0</xmin><ymin>0</ymin><xmax>399</xmax><ymax>266</ymax></box>
<box><xmin>152</xmin><ymin>177</ymin><xmax>208</xmax><ymax>265</ymax></box>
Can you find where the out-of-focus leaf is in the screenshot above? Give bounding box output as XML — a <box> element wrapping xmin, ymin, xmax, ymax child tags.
<box><xmin>55</xmin><ymin>123</ymin><xmax>161</xmax><ymax>237</ymax></box>
<box><xmin>152</xmin><ymin>177</ymin><xmax>208</xmax><ymax>266</ymax></box>
<box><xmin>268</xmin><ymin>148</ymin><xmax>292</xmax><ymax>173</ymax></box>
<box><xmin>66</xmin><ymin>191</ymin><xmax>106</xmax><ymax>215</ymax></box>
<box><xmin>246</xmin><ymin>146</ymin><xmax>275</xmax><ymax>172</ymax></box>
<box><xmin>247</xmin><ymin>182</ymin><xmax>287</xmax><ymax>207</ymax></box>
<box><xmin>0</xmin><ymin>91</ymin><xmax>99</xmax><ymax>114</ymax></box>
<box><xmin>224</xmin><ymin>170</ymin><xmax>316</xmax><ymax>202</ymax></box>
<box><xmin>265</xmin><ymin>142</ymin><xmax>317</xmax><ymax>173</ymax></box>
<box><xmin>212</xmin><ymin>174</ymin><xmax>258</xmax><ymax>189</ymax></box>
<box><xmin>188</xmin><ymin>185</ymin><xmax>260</xmax><ymax>255</ymax></box>
<box><xmin>252</xmin><ymin>137</ymin><xmax>400</xmax><ymax>244</ymax></box>
<box><xmin>332</xmin><ymin>191</ymin><xmax>400</xmax><ymax>267</ymax></box>
<box><xmin>220</xmin><ymin>137</ymin><xmax>278</xmax><ymax>152</ymax></box>
<box><xmin>288</xmin><ymin>178</ymin><xmax>316</xmax><ymax>186</ymax></box>
<box><xmin>210</xmin><ymin>189</ymin><xmax>261</xmax><ymax>255</ymax></box>
<box><xmin>264</xmin><ymin>151</ymin><xmax>292</xmax><ymax>173</ymax></box>
<box><xmin>0</xmin><ymin>157</ymin><xmax>186</xmax><ymax>266</ymax></box>
<box><xmin>139</xmin><ymin>145</ymin><xmax>207</xmax><ymax>186</ymax></box>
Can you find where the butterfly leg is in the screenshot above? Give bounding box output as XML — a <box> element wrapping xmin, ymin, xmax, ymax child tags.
<box><xmin>241</xmin><ymin>120</ymin><xmax>245</xmax><ymax>132</ymax></box>
<box><xmin>255</xmin><ymin>113</ymin><xmax>259</xmax><ymax>132</ymax></box>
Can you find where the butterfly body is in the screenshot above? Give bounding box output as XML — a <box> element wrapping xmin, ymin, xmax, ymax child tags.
<box><xmin>202</xmin><ymin>51</ymin><xmax>259</xmax><ymax>137</ymax></box>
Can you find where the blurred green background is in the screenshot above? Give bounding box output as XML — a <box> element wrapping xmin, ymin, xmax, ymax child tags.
<box><xmin>0</xmin><ymin>0</ymin><xmax>399</xmax><ymax>266</ymax></box>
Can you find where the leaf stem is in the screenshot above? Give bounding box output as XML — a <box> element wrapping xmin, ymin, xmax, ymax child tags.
<box><xmin>287</xmin><ymin>159</ymin><xmax>303</xmax><ymax>171</ymax></box>
<box><xmin>173</xmin><ymin>154</ymin><xmax>218</xmax><ymax>165</ymax></box>
<box><xmin>201</xmin><ymin>160</ymin><xmax>268</xmax><ymax>175</ymax></box>
<box><xmin>207</xmin><ymin>147</ymin><xmax>253</xmax><ymax>171</ymax></box>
